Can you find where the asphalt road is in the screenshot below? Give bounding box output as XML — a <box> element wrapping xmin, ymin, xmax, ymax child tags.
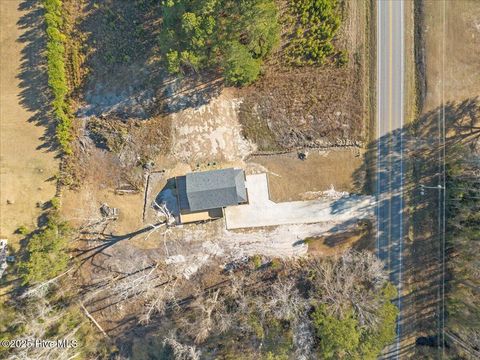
<box><xmin>376</xmin><ymin>0</ymin><xmax>405</xmax><ymax>358</ymax></box>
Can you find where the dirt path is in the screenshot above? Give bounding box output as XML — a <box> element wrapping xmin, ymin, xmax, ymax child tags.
<box><xmin>0</xmin><ymin>0</ymin><xmax>57</xmax><ymax>240</ymax></box>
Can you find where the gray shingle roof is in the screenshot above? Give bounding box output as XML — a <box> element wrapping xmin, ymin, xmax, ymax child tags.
<box><xmin>177</xmin><ymin>168</ymin><xmax>247</xmax><ymax>212</ymax></box>
<box><xmin>234</xmin><ymin>169</ymin><xmax>248</xmax><ymax>203</ymax></box>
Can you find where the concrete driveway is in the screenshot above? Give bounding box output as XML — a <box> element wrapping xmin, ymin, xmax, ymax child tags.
<box><xmin>224</xmin><ymin>174</ymin><xmax>374</xmax><ymax>230</ymax></box>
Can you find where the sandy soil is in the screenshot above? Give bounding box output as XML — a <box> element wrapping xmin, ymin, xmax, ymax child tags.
<box><xmin>170</xmin><ymin>89</ymin><xmax>255</xmax><ymax>164</ymax></box>
<box><xmin>0</xmin><ymin>0</ymin><xmax>58</xmax><ymax>241</ymax></box>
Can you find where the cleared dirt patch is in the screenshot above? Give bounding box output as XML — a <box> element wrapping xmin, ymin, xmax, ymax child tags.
<box><xmin>61</xmin><ymin>185</ymin><xmax>144</xmax><ymax>236</ymax></box>
<box><xmin>250</xmin><ymin>148</ymin><xmax>364</xmax><ymax>202</ymax></box>
<box><xmin>0</xmin><ymin>0</ymin><xmax>58</xmax><ymax>240</ymax></box>
<box><xmin>170</xmin><ymin>89</ymin><xmax>255</xmax><ymax>164</ymax></box>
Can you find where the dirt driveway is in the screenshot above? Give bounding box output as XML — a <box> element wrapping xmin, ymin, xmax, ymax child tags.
<box><xmin>0</xmin><ymin>0</ymin><xmax>57</xmax><ymax>240</ymax></box>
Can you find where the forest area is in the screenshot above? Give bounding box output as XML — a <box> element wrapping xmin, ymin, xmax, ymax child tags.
<box><xmin>445</xmin><ymin>138</ymin><xmax>480</xmax><ymax>357</ymax></box>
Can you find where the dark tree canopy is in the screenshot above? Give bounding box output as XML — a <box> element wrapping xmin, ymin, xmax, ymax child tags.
<box><xmin>159</xmin><ymin>0</ymin><xmax>280</xmax><ymax>85</ymax></box>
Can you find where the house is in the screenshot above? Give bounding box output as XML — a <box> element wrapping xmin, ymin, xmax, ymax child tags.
<box><xmin>175</xmin><ymin>168</ymin><xmax>248</xmax><ymax>224</ymax></box>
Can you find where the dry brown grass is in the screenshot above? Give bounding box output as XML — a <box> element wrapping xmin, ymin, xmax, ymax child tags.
<box><xmin>423</xmin><ymin>0</ymin><xmax>480</xmax><ymax>110</ymax></box>
<box><xmin>238</xmin><ymin>0</ymin><xmax>370</xmax><ymax>150</ymax></box>
<box><xmin>0</xmin><ymin>1</ymin><xmax>58</xmax><ymax>242</ymax></box>
<box><xmin>250</xmin><ymin>148</ymin><xmax>364</xmax><ymax>202</ymax></box>
<box><xmin>306</xmin><ymin>220</ymin><xmax>373</xmax><ymax>256</ymax></box>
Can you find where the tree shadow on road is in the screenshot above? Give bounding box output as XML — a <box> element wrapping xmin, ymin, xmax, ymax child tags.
<box><xmin>350</xmin><ymin>96</ymin><xmax>480</xmax><ymax>355</ymax></box>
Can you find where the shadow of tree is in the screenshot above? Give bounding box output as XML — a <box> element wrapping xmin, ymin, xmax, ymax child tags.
<box><xmin>352</xmin><ymin>97</ymin><xmax>480</xmax><ymax>196</ymax></box>
<box><xmin>16</xmin><ymin>0</ymin><xmax>58</xmax><ymax>153</ymax></box>
<box><xmin>348</xmin><ymin>96</ymin><xmax>480</xmax><ymax>354</ymax></box>
<box><xmin>74</xmin><ymin>223</ymin><xmax>163</xmax><ymax>265</ymax></box>
<box><xmin>73</xmin><ymin>0</ymin><xmax>223</xmax><ymax>120</ymax></box>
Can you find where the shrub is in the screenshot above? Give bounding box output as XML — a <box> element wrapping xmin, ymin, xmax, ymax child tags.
<box><xmin>251</xmin><ymin>254</ymin><xmax>263</xmax><ymax>269</ymax></box>
<box><xmin>269</xmin><ymin>258</ymin><xmax>282</xmax><ymax>269</ymax></box>
<box><xmin>285</xmin><ymin>0</ymin><xmax>344</xmax><ymax>66</ymax></box>
<box><xmin>20</xmin><ymin>212</ymin><xmax>71</xmax><ymax>285</ymax></box>
<box><xmin>16</xmin><ymin>225</ymin><xmax>30</xmax><ymax>236</ymax></box>
<box><xmin>43</xmin><ymin>0</ymin><xmax>73</xmax><ymax>155</ymax></box>
<box><xmin>336</xmin><ymin>50</ymin><xmax>349</xmax><ymax>66</ymax></box>
<box><xmin>50</xmin><ymin>196</ymin><xmax>61</xmax><ymax>210</ymax></box>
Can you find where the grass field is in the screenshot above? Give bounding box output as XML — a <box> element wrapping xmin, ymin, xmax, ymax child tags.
<box><xmin>0</xmin><ymin>1</ymin><xmax>58</xmax><ymax>243</ymax></box>
<box><xmin>250</xmin><ymin>148</ymin><xmax>364</xmax><ymax>202</ymax></box>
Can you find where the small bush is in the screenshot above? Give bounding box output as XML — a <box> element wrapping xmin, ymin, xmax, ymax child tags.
<box><xmin>50</xmin><ymin>196</ymin><xmax>61</xmax><ymax>209</ymax></box>
<box><xmin>251</xmin><ymin>254</ymin><xmax>263</xmax><ymax>269</ymax></box>
<box><xmin>336</xmin><ymin>50</ymin><xmax>349</xmax><ymax>67</ymax></box>
<box><xmin>16</xmin><ymin>225</ymin><xmax>30</xmax><ymax>236</ymax></box>
<box><xmin>269</xmin><ymin>258</ymin><xmax>282</xmax><ymax>269</ymax></box>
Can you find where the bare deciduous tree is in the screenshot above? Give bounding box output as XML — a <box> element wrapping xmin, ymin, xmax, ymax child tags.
<box><xmin>188</xmin><ymin>290</ymin><xmax>221</xmax><ymax>344</ymax></box>
<box><xmin>163</xmin><ymin>336</ymin><xmax>201</xmax><ymax>360</ymax></box>
<box><xmin>266</xmin><ymin>277</ymin><xmax>307</xmax><ymax>321</ymax></box>
<box><xmin>292</xmin><ymin>315</ymin><xmax>315</xmax><ymax>360</ymax></box>
<box><xmin>7</xmin><ymin>294</ymin><xmax>81</xmax><ymax>360</ymax></box>
<box><xmin>306</xmin><ymin>250</ymin><xmax>388</xmax><ymax>326</ymax></box>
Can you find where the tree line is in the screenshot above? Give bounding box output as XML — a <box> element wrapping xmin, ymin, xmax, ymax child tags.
<box><xmin>445</xmin><ymin>142</ymin><xmax>480</xmax><ymax>357</ymax></box>
<box><xmin>44</xmin><ymin>0</ymin><xmax>73</xmax><ymax>155</ymax></box>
